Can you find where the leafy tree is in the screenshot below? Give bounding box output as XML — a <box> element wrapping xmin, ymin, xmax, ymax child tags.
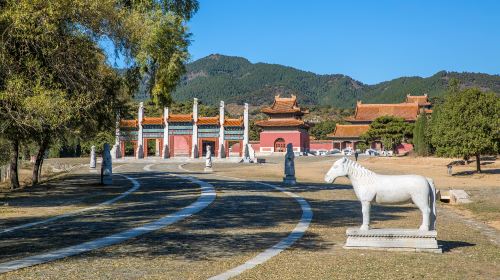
<box><xmin>0</xmin><ymin>0</ymin><xmax>198</xmax><ymax>189</ymax></box>
<box><xmin>429</xmin><ymin>88</ymin><xmax>500</xmax><ymax>173</ymax></box>
<box><xmin>249</xmin><ymin>121</ymin><xmax>262</xmax><ymax>141</ymax></box>
<box><xmin>356</xmin><ymin>141</ymin><xmax>368</xmax><ymax>152</ymax></box>
<box><xmin>310</xmin><ymin>120</ymin><xmax>337</xmax><ymax>140</ymax></box>
<box><xmin>361</xmin><ymin>116</ymin><xmax>413</xmax><ymax>152</ymax></box>
<box><xmin>0</xmin><ymin>138</ymin><xmax>9</xmax><ymax>166</ymax></box>
<box><xmin>413</xmin><ymin>115</ymin><xmax>431</xmax><ymax>156</ymax></box>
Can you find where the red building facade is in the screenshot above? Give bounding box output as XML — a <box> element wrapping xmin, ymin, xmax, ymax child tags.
<box><xmin>255</xmin><ymin>95</ymin><xmax>310</xmax><ymax>153</ymax></box>
<box><xmin>328</xmin><ymin>94</ymin><xmax>432</xmax><ymax>151</ymax></box>
<box><xmin>118</xmin><ymin>99</ymin><xmax>248</xmax><ymax>159</ymax></box>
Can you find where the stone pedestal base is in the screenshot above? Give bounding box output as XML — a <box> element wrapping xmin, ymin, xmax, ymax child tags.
<box><xmin>204</xmin><ymin>167</ymin><xmax>213</xmax><ymax>173</ymax></box>
<box><xmin>344</xmin><ymin>228</ymin><xmax>442</xmax><ymax>253</ymax></box>
<box><xmin>283</xmin><ymin>176</ymin><xmax>296</xmax><ymax>185</ymax></box>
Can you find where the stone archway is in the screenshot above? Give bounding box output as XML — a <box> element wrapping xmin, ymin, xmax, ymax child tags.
<box><xmin>274</xmin><ymin>138</ymin><xmax>286</xmax><ymax>152</ymax></box>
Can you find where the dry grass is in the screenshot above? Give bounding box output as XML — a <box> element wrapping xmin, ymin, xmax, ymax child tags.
<box><xmin>0</xmin><ymin>157</ymin><xmax>498</xmax><ymax>279</ymax></box>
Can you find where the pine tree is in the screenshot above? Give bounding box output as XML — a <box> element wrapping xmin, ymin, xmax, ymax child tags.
<box><xmin>429</xmin><ymin>88</ymin><xmax>500</xmax><ymax>173</ymax></box>
<box><xmin>413</xmin><ymin>115</ymin><xmax>430</xmax><ymax>156</ymax></box>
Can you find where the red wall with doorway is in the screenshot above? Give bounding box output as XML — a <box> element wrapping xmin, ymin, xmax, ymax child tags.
<box><xmin>259</xmin><ymin>130</ymin><xmax>308</xmax><ymax>151</ymax></box>
<box><xmin>170</xmin><ymin>135</ymin><xmax>191</xmax><ymax>156</ymax></box>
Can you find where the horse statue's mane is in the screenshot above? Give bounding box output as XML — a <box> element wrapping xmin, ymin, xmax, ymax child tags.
<box><xmin>343</xmin><ymin>158</ymin><xmax>376</xmax><ymax>181</ymax></box>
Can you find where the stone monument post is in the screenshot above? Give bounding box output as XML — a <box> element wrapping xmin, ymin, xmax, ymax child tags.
<box><xmin>111</xmin><ymin>113</ymin><xmax>122</xmax><ymax>159</ymax></box>
<box><xmin>242</xmin><ymin>103</ymin><xmax>251</xmax><ymax>163</ymax></box>
<box><xmin>204</xmin><ymin>145</ymin><xmax>213</xmax><ymax>172</ymax></box>
<box><xmin>89</xmin><ymin>145</ymin><xmax>96</xmax><ymax>168</ymax></box>
<box><xmin>136</xmin><ymin>102</ymin><xmax>144</xmax><ymax>159</ymax></box>
<box><xmin>218</xmin><ymin>101</ymin><xmax>225</xmax><ymax>158</ymax></box>
<box><xmin>283</xmin><ymin>143</ymin><xmax>296</xmax><ymax>185</ymax></box>
<box><xmin>101</xmin><ymin>143</ymin><xmax>112</xmax><ymax>185</ymax></box>
<box><xmin>162</xmin><ymin>107</ymin><xmax>170</xmax><ymax>158</ymax></box>
<box><xmin>191</xmin><ymin>98</ymin><xmax>199</xmax><ymax>158</ymax></box>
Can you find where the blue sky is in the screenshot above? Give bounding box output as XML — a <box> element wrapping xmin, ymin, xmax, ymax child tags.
<box><xmin>185</xmin><ymin>0</ymin><xmax>500</xmax><ymax>84</ymax></box>
<box><xmin>105</xmin><ymin>1</ymin><xmax>500</xmax><ymax>85</ymax></box>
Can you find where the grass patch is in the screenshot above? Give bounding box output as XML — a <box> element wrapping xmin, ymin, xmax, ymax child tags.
<box><xmin>458</xmin><ymin>200</ymin><xmax>500</xmax><ymax>222</ymax></box>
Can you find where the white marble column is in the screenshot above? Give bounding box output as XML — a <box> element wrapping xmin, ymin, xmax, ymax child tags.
<box><xmin>218</xmin><ymin>101</ymin><xmax>225</xmax><ymax>158</ymax></box>
<box><xmin>191</xmin><ymin>98</ymin><xmax>199</xmax><ymax>158</ymax></box>
<box><xmin>136</xmin><ymin>102</ymin><xmax>144</xmax><ymax>159</ymax></box>
<box><xmin>243</xmin><ymin>103</ymin><xmax>250</xmax><ymax>161</ymax></box>
<box><xmin>162</xmin><ymin>107</ymin><xmax>170</xmax><ymax>159</ymax></box>
<box><xmin>111</xmin><ymin>113</ymin><xmax>121</xmax><ymax>159</ymax></box>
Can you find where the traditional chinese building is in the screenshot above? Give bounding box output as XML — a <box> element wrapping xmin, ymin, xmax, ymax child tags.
<box><xmin>328</xmin><ymin>94</ymin><xmax>432</xmax><ymax>151</ymax></box>
<box><xmin>255</xmin><ymin>95</ymin><xmax>310</xmax><ymax>153</ymax></box>
<box><xmin>117</xmin><ymin>99</ymin><xmax>249</xmax><ymax>159</ymax></box>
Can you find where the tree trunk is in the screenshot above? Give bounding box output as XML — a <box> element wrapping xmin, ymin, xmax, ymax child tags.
<box><xmin>476</xmin><ymin>154</ymin><xmax>481</xmax><ymax>173</ymax></box>
<box><xmin>32</xmin><ymin>139</ymin><xmax>48</xmax><ymax>185</ymax></box>
<box><xmin>9</xmin><ymin>139</ymin><xmax>20</xmax><ymax>190</ymax></box>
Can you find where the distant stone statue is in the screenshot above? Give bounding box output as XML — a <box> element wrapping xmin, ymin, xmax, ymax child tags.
<box><xmin>101</xmin><ymin>143</ymin><xmax>112</xmax><ymax>185</ymax></box>
<box><xmin>243</xmin><ymin>144</ymin><xmax>251</xmax><ymax>163</ymax></box>
<box><xmin>89</xmin><ymin>146</ymin><xmax>96</xmax><ymax>169</ymax></box>
<box><xmin>283</xmin><ymin>143</ymin><xmax>296</xmax><ymax>185</ymax></box>
<box><xmin>325</xmin><ymin>157</ymin><xmax>436</xmax><ymax>231</ymax></box>
<box><xmin>204</xmin><ymin>145</ymin><xmax>213</xmax><ymax>172</ymax></box>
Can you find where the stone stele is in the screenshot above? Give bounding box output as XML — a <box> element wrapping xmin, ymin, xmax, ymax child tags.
<box><xmin>283</xmin><ymin>143</ymin><xmax>296</xmax><ymax>185</ymax></box>
<box><xmin>89</xmin><ymin>146</ymin><xmax>96</xmax><ymax>169</ymax></box>
<box><xmin>101</xmin><ymin>143</ymin><xmax>113</xmax><ymax>185</ymax></box>
<box><xmin>325</xmin><ymin>157</ymin><xmax>441</xmax><ymax>253</ymax></box>
<box><xmin>204</xmin><ymin>145</ymin><xmax>213</xmax><ymax>172</ymax></box>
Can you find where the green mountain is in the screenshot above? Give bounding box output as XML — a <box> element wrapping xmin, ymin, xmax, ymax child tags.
<box><xmin>172</xmin><ymin>54</ymin><xmax>500</xmax><ymax>107</ymax></box>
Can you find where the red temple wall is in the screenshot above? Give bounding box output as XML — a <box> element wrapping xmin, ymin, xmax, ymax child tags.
<box><xmin>310</xmin><ymin>140</ymin><xmax>334</xmax><ymax>151</ymax></box>
<box><xmin>259</xmin><ymin>130</ymin><xmax>309</xmax><ymax>152</ymax></box>
<box><xmin>170</xmin><ymin>135</ymin><xmax>191</xmax><ymax>156</ymax></box>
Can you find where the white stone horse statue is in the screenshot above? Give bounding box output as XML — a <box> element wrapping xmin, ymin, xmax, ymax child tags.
<box><xmin>324</xmin><ymin>157</ymin><xmax>436</xmax><ymax>231</ymax></box>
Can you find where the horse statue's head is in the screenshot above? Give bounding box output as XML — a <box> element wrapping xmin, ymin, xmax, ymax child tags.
<box><xmin>324</xmin><ymin>157</ymin><xmax>349</xmax><ymax>183</ymax></box>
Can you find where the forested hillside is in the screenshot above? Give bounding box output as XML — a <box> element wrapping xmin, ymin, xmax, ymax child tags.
<box><xmin>171</xmin><ymin>54</ymin><xmax>500</xmax><ymax>107</ymax></box>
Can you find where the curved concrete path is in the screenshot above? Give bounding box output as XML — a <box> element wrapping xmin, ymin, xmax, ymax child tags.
<box><xmin>0</xmin><ymin>165</ymin><xmax>216</xmax><ymax>274</ymax></box>
<box><xmin>0</xmin><ymin>165</ymin><xmax>139</xmax><ymax>235</ymax></box>
<box><xmin>178</xmin><ymin>164</ymin><xmax>313</xmax><ymax>280</ymax></box>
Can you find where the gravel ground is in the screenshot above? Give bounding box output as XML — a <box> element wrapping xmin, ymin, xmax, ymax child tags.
<box><xmin>0</xmin><ymin>158</ymin><xmax>498</xmax><ymax>279</ymax></box>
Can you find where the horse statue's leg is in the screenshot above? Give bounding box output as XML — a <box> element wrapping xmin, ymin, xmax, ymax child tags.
<box><xmin>413</xmin><ymin>193</ymin><xmax>431</xmax><ymax>231</ymax></box>
<box><xmin>360</xmin><ymin>200</ymin><xmax>371</xmax><ymax>230</ymax></box>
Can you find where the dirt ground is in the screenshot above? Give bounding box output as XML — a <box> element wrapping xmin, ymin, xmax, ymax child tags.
<box><xmin>0</xmin><ymin>156</ymin><xmax>498</xmax><ymax>279</ymax></box>
<box><xmin>0</xmin><ymin>158</ymin><xmax>89</xmax><ymax>190</ymax></box>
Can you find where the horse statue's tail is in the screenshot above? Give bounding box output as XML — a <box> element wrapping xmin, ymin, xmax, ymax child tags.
<box><xmin>426</xmin><ymin>177</ymin><xmax>437</xmax><ymax>230</ymax></box>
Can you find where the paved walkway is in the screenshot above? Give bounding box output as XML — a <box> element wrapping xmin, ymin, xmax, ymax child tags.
<box><xmin>0</xmin><ymin>164</ymin><xmax>203</xmax><ymax>265</ymax></box>
<box><xmin>0</xmin><ymin>162</ymin><xmax>310</xmax><ymax>279</ymax></box>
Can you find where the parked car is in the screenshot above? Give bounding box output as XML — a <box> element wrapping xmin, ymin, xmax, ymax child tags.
<box><xmin>365</xmin><ymin>149</ymin><xmax>380</xmax><ymax>156</ymax></box>
<box><xmin>324</xmin><ymin>149</ymin><xmax>341</xmax><ymax>156</ymax></box>
<box><xmin>380</xmin><ymin>150</ymin><xmax>394</xmax><ymax>157</ymax></box>
<box><xmin>343</xmin><ymin>149</ymin><xmax>353</xmax><ymax>156</ymax></box>
<box><xmin>316</xmin><ymin>150</ymin><xmax>328</xmax><ymax>156</ymax></box>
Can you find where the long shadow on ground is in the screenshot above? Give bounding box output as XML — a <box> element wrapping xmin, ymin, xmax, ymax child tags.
<box><xmin>0</xmin><ymin>172</ymin><xmax>199</xmax><ymax>263</ymax></box>
<box><xmin>76</xmin><ymin>169</ymin><xmax>419</xmax><ymax>261</ymax></box>
<box><xmin>0</xmin><ymin>175</ymin><xmax>133</xmax><ymax>229</ymax></box>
